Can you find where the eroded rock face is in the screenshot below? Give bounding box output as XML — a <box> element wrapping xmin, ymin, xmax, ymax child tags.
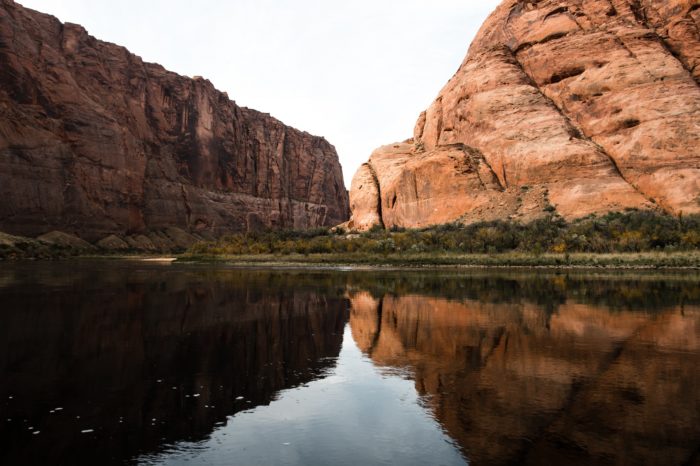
<box><xmin>347</xmin><ymin>0</ymin><xmax>700</xmax><ymax>230</ymax></box>
<box><xmin>0</xmin><ymin>0</ymin><xmax>349</xmax><ymax>241</ymax></box>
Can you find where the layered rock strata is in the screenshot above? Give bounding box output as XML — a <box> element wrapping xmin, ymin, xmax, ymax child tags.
<box><xmin>348</xmin><ymin>0</ymin><xmax>700</xmax><ymax>230</ymax></box>
<box><xmin>0</xmin><ymin>0</ymin><xmax>349</xmax><ymax>241</ymax></box>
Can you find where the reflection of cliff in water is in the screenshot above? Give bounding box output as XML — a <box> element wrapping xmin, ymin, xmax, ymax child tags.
<box><xmin>349</xmin><ymin>287</ymin><xmax>700</xmax><ymax>466</ymax></box>
<box><xmin>2</xmin><ymin>265</ymin><xmax>699</xmax><ymax>466</ymax></box>
<box><xmin>0</xmin><ymin>265</ymin><xmax>349</xmax><ymax>465</ymax></box>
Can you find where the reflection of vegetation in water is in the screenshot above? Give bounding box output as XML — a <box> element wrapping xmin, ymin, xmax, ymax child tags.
<box><xmin>343</xmin><ymin>270</ymin><xmax>700</xmax><ymax>313</ymax></box>
<box><xmin>190</xmin><ymin>211</ymin><xmax>700</xmax><ymax>256</ymax></box>
<box><xmin>2</xmin><ymin>262</ymin><xmax>698</xmax><ymax>315</ymax></box>
<box><xmin>132</xmin><ymin>268</ymin><xmax>698</xmax><ymax>314</ymax></box>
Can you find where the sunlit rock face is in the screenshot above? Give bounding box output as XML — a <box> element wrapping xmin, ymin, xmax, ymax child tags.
<box><xmin>348</xmin><ymin>276</ymin><xmax>700</xmax><ymax>465</ymax></box>
<box><xmin>0</xmin><ymin>0</ymin><xmax>349</xmax><ymax>241</ymax></box>
<box><xmin>347</xmin><ymin>0</ymin><xmax>700</xmax><ymax>230</ymax></box>
<box><xmin>0</xmin><ymin>268</ymin><xmax>349</xmax><ymax>465</ymax></box>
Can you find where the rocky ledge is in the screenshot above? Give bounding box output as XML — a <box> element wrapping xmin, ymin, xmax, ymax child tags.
<box><xmin>347</xmin><ymin>0</ymin><xmax>700</xmax><ymax>230</ymax></box>
<box><xmin>0</xmin><ymin>0</ymin><xmax>349</xmax><ymax>242</ymax></box>
<box><xmin>0</xmin><ymin>227</ymin><xmax>209</xmax><ymax>259</ymax></box>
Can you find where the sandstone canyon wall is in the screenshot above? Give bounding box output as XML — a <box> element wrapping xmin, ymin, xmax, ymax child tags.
<box><xmin>0</xmin><ymin>0</ymin><xmax>349</xmax><ymax>242</ymax></box>
<box><xmin>348</xmin><ymin>0</ymin><xmax>700</xmax><ymax>230</ymax></box>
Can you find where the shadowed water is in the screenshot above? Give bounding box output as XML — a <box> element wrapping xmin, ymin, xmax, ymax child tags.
<box><xmin>0</xmin><ymin>261</ymin><xmax>698</xmax><ymax>465</ymax></box>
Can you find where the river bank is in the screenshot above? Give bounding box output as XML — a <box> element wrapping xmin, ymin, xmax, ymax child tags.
<box><xmin>4</xmin><ymin>211</ymin><xmax>700</xmax><ymax>268</ymax></box>
<box><xmin>176</xmin><ymin>251</ymin><xmax>700</xmax><ymax>269</ymax></box>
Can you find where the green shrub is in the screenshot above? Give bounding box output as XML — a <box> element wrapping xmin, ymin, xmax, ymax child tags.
<box><xmin>186</xmin><ymin>211</ymin><xmax>700</xmax><ymax>257</ymax></box>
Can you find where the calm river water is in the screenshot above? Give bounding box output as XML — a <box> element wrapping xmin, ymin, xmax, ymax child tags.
<box><xmin>0</xmin><ymin>261</ymin><xmax>698</xmax><ymax>465</ymax></box>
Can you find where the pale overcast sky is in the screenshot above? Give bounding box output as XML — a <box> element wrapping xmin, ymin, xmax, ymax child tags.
<box><xmin>19</xmin><ymin>0</ymin><xmax>501</xmax><ymax>187</ymax></box>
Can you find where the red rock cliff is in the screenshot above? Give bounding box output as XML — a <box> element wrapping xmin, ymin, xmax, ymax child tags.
<box><xmin>348</xmin><ymin>0</ymin><xmax>700</xmax><ymax>230</ymax></box>
<box><xmin>0</xmin><ymin>0</ymin><xmax>349</xmax><ymax>241</ymax></box>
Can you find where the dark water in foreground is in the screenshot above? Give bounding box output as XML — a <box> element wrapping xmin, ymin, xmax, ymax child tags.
<box><xmin>0</xmin><ymin>262</ymin><xmax>699</xmax><ymax>466</ymax></box>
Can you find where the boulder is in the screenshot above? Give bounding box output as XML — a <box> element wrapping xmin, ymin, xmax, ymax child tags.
<box><xmin>96</xmin><ymin>235</ymin><xmax>130</xmax><ymax>252</ymax></box>
<box><xmin>37</xmin><ymin>231</ymin><xmax>96</xmax><ymax>252</ymax></box>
